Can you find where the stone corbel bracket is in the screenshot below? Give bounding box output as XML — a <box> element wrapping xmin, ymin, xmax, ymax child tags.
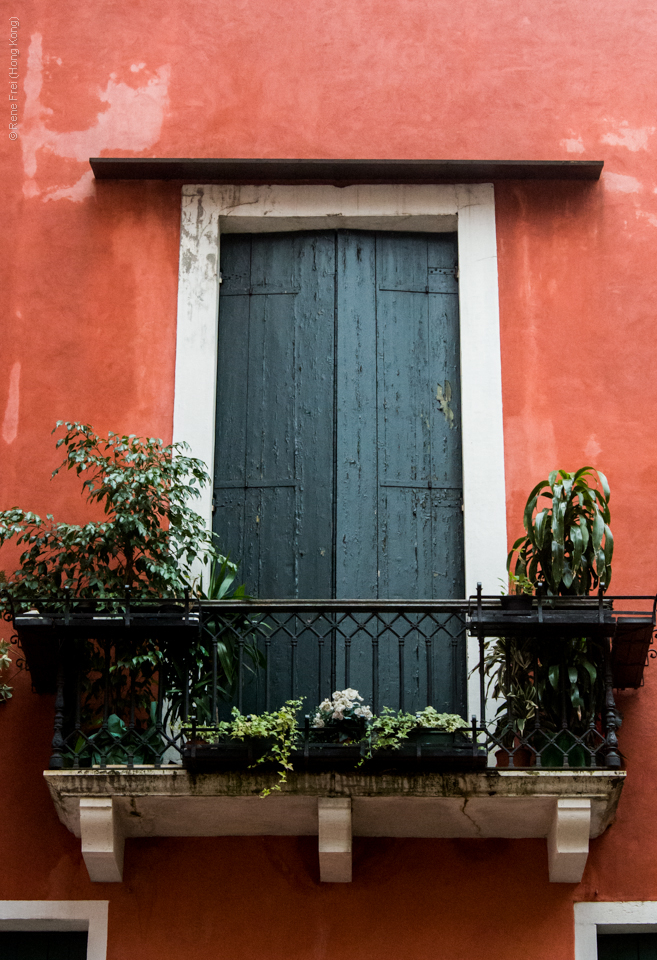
<box><xmin>318</xmin><ymin>798</ymin><xmax>352</xmax><ymax>882</ymax></box>
<box><xmin>548</xmin><ymin>797</ymin><xmax>591</xmax><ymax>883</ymax></box>
<box><xmin>80</xmin><ymin>797</ymin><xmax>125</xmax><ymax>882</ymax></box>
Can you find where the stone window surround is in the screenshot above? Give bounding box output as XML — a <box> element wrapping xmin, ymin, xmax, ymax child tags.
<box><xmin>0</xmin><ymin>900</ymin><xmax>108</xmax><ymax>960</ymax></box>
<box><xmin>172</xmin><ymin>182</ymin><xmax>507</xmax><ymax>709</ymax></box>
<box><xmin>575</xmin><ymin>901</ymin><xmax>657</xmax><ymax>960</ymax></box>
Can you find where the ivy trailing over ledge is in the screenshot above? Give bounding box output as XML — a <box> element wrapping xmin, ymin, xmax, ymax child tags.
<box><xmin>185</xmin><ymin>694</ymin><xmax>471</xmax><ymax>794</ymax></box>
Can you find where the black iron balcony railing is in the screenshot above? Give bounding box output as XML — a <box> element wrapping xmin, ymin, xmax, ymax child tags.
<box><xmin>6</xmin><ymin>590</ymin><xmax>655</xmax><ymax>774</ymax></box>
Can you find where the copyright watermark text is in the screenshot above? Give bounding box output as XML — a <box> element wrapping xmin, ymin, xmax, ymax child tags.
<box><xmin>9</xmin><ymin>17</ymin><xmax>19</xmax><ymax>140</ymax></box>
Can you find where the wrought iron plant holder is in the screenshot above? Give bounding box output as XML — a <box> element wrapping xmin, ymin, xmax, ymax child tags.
<box><xmin>3</xmin><ymin>586</ymin><xmax>654</xmax><ymax>774</ymax></box>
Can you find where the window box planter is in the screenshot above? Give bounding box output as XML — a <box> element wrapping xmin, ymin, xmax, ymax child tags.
<box><xmin>12</xmin><ymin>602</ymin><xmax>200</xmax><ymax>694</ymax></box>
<box><xmin>366</xmin><ymin>729</ymin><xmax>487</xmax><ymax>771</ymax></box>
<box><xmin>611</xmin><ymin>619</ymin><xmax>655</xmax><ymax>689</ymax></box>
<box><xmin>182</xmin><ymin>737</ymin><xmax>272</xmax><ymax>772</ymax></box>
<box><xmin>182</xmin><ymin>737</ymin><xmax>365</xmax><ymax>773</ymax></box>
<box><xmin>299</xmin><ymin>742</ymin><xmax>365</xmax><ymax>769</ymax></box>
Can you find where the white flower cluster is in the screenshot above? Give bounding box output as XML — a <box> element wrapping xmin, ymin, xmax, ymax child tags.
<box><xmin>414</xmin><ymin>707</ymin><xmax>469</xmax><ymax>731</ymax></box>
<box><xmin>312</xmin><ymin>688</ymin><xmax>374</xmax><ymax>728</ymax></box>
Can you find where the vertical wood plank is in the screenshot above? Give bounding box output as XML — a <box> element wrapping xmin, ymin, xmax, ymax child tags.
<box><xmin>336</xmin><ymin>232</ymin><xmax>378</xmax><ymax>600</ymax></box>
<box><xmin>213</xmin><ymin>235</ymin><xmax>251</xmax><ymax>578</ymax></box>
<box><xmin>215</xmin><ymin>232</ymin><xmax>335</xmax><ymax>604</ymax></box>
<box><xmin>295</xmin><ymin>234</ymin><xmax>336</xmax><ymax>599</ymax></box>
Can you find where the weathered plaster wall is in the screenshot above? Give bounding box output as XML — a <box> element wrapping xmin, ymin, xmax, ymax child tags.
<box><xmin>2</xmin><ymin>0</ymin><xmax>657</xmax><ymax>955</ymax></box>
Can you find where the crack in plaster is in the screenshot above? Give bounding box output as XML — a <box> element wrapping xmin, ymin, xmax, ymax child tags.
<box><xmin>460</xmin><ymin>797</ymin><xmax>483</xmax><ymax>837</ymax></box>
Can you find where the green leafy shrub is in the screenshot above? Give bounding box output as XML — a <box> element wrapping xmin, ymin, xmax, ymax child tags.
<box><xmin>489</xmin><ymin>467</ymin><xmax>613</xmax><ymax>750</ymax></box>
<box><xmin>365</xmin><ymin>705</ymin><xmax>470</xmax><ymax>756</ymax></box>
<box><xmin>507</xmin><ymin>467</ymin><xmax>613</xmax><ymax>596</ymax></box>
<box><xmin>0</xmin><ymin>422</ymin><xmax>217</xmax><ymax>606</ymax></box>
<box><xmin>0</xmin><ymin>423</ymin><xmax>254</xmax><ymax>751</ymax></box>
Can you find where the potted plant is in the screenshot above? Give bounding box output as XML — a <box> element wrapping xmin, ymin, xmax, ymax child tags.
<box><xmin>306</xmin><ymin>689</ymin><xmax>373</xmax><ymax>766</ymax></box>
<box><xmin>0</xmin><ymin>422</ymin><xmax>254</xmax><ymax>766</ymax></box>
<box><xmin>364</xmin><ymin>706</ymin><xmax>482</xmax><ymax>767</ymax></box>
<box><xmin>487</xmin><ymin>467</ymin><xmax>613</xmax><ymax>767</ymax></box>
<box><xmin>181</xmin><ymin>698</ymin><xmax>303</xmax><ymax>796</ymax></box>
<box><xmin>0</xmin><ymin>421</ymin><xmax>219</xmax><ymax>612</ymax></box>
<box><xmin>507</xmin><ymin>467</ymin><xmax>613</xmax><ymax>596</ymax></box>
<box><xmin>311</xmin><ymin>688</ymin><xmax>373</xmax><ymax>742</ymax></box>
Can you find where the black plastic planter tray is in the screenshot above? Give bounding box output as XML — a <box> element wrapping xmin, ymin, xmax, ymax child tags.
<box><xmin>182</xmin><ymin>740</ymin><xmax>272</xmax><ymax>772</ymax></box>
<box><xmin>468</xmin><ymin>603</ymin><xmax>616</xmax><ymax>639</ymax></box>
<box><xmin>181</xmin><ymin>733</ymin><xmax>486</xmax><ymax>774</ymax></box>
<box><xmin>611</xmin><ymin>618</ymin><xmax>655</xmax><ymax>688</ymax></box>
<box><xmin>364</xmin><ymin>731</ymin><xmax>486</xmax><ymax>771</ymax></box>
<box><xmin>14</xmin><ymin>607</ymin><xmax>200</xmax><ymax>694</ymax></box>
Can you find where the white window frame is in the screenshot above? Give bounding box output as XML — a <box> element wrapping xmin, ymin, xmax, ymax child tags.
<box><xmin>174</xmin><ymin>182</ymin><xmax>506</xmax><ymax>586</ymax></box>
<box><xmin>575</xmin><ymin>901</ymin><xmax>657</xmax><ymax>960</ymax></box>
<box><xmin>173</xmin><ymin>182</ymin><xmax>506</xmax><ymax>716</ymax></box>
<box><xmin>0</xmin><ymin>900</ymin><xmax>108</xmax><ymax>960</ymax></box>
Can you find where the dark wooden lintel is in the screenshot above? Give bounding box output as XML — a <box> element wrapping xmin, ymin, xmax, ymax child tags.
<box><xmin>89</xmin><ymin>157</ymin><xmax>604</xmax><ymax>184</ymax></box>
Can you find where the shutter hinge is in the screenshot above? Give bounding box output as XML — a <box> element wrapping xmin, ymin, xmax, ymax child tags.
<box><xmin>212</xmin><ymin>497</ymin><xmax>217</xmax><ymax>515</ymax></box>
<box><xmin>453</xmin><ymin>263</ymin><xmax>459</xmax><ymax>281</ymax></box>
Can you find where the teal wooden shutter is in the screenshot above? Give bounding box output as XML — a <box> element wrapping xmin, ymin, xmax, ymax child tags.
<box><xmin>335</xmin><ymin>231</ymin><xmax>464</xmax><ymax>712</ymax></box>
<box><xmin>214</xmin><ymin>232</ymin><xmax>336</xmax><ymax>598</ymax></box>
<box><xmin>0</xmin><ymin>932</ymin><xmax>88</xmax><ymax>959</ymax></box>
<box><xmin>214</xmin><ymin>230</ymin><xmax>465</xmax><ymax>712</ymax></box>
<box><xmin>216</xmin><ymin>230</ymin><xmax>463</xmax><ymax>603</ymax></box>
<box><xmin>336</xmin><ymin>231</ymin><xmax>464</xmax><ymax>601</ymax></box>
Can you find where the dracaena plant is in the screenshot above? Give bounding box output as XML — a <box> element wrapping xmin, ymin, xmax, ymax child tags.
<box><xmin>507</xmin><ymin>467</ymin><xmax>613</xmax><ymax>596</ymax></box>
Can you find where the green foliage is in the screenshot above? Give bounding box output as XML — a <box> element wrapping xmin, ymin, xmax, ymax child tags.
<box><xmin>484</xmin><ymin>629</ymin><xmax>605</xmax><ymax>743</ymax></box>
<box><xmin>164</xmin><ymin>557</ymin><xmax>264</xmax><ymax>728</ymax></box>
<box><xmin>187</xmin><ymin>700</ymin><xmax>470</xmax><ymax>786</ymax></box>
<box><xmin>0</xmin><ymin>423</ymin><xmax>259</xmax><ymax>748</ymax></box>
<box><xmin>366</xmin><ymin>708</ymin><xmax>417</xmax><ymax>753</ymax></box>
<box><xmin>189</xmin><ymin>699</ymin><xmax>303</xmax><ymax>797</ymax></box>
<box><xmin>72</xmin><ymin>702</ymin><xmax>163</xmax><ymax>766</ymax></box>
<box><xmin>488</xmin><ymin>468</ymin><xmax>613</xmax><ymax>751</ymax></box>
<box><xmin>414</xmin><ymin>707</ymin><xmax>469</xmax><ymax>731</ymax></box>
<box><xmin>364</xmin><ymin>706</ymin><xmax>470</xmax><ymax>758</ymax></box>
<box><xmin>507</xmin><ymin>467</ymin><xmax>613</xmax><ymax>596</ymax></box>
<box><xmin>201</xmin><ymin>554</ymin><xmax>248</xmax><ymax>602</ymax></box>
<box><xmin>0</xmin><ymin>421</ymin><xmax>218</xmax><ymax>608</ymax></box>
<box><xmin>0</xmin><ymin>639</ymin><xmax>12</xmax><ymax>703</ymax></box>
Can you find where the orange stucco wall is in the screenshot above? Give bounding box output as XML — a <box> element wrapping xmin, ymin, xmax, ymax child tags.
<box><xmin>3</xmin><ymin>1</ymin><xmax>657</xmax><ymax>956</ymax></box>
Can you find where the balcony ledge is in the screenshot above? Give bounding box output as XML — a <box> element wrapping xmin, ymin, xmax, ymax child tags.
<box><xmin>45</xmin><ymin>767</ymin><xmax>625</xmax><ymax>884</ymax></box>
